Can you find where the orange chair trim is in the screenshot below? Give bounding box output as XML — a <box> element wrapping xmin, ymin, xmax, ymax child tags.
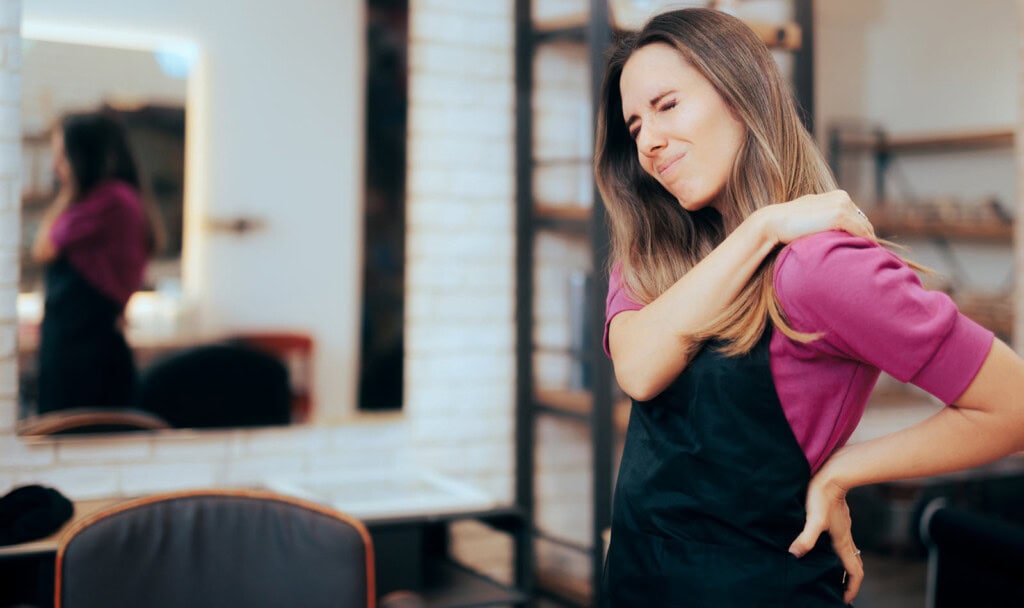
<box><xmin>54</xmin><ymin>488</ymin><xmax>376</xmax><ymax>608</ymax></box>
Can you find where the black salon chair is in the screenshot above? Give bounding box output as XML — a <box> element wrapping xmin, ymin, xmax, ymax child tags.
<box><xmin>137</xmin><ymin>343</ymin><xmax>292</xmax><ymax>429</ymax></box>
<box><xmin>920</xmin><ymin>498</ymin><xmax>1024</xmax><ymax>608</ymax></box>
<box><xmin>55</xmin><ymin>489</ymin><xmax>377</xmax><ymax>608</ymax></box>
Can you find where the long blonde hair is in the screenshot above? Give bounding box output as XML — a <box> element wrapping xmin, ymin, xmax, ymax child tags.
<box><xmin>596</xmin><ymin>8</ymin><xmax>837</xmax><ymax>356</ymax></box>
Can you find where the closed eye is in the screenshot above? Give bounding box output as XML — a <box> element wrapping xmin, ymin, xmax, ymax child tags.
<box><xmin>627</xmin><ymin>100</ymin><xmax>677</xmax><ymax>140</ymax></box>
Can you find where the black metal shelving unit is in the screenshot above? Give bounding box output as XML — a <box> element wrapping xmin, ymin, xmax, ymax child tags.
<box><xmin>515</xmin><ymin>2</ymin><xmax>614</xmax><ymax>605</ymax></box>
<box><xmin>514</xmin><ymin>2</ymin><xmax>814</xmax><ymax>606</ymax></box>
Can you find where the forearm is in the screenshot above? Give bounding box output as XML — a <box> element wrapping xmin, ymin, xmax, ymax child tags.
<box><xmin>31</xmin><ymin>216</ymin><xmax>59</xmax><ymax>263</ymax></box>
<box><xmin>824</xmin><ymin>408</ymin><xmax>1024</xmax><ymax>491</ymax></box>
<box><xmin>32</xmin><ymin>195</ymin><xmax>69</xmax><ymax>263</ymax></box>
<box><xmin>611</xmin><ymin>208</ymin><xmax>778</xmax><ymax>399</ymax></box>
<box><xmin>820</xmin><ymin>340</ymin><xmax>1024</xmax><ymax>491</ymax></box>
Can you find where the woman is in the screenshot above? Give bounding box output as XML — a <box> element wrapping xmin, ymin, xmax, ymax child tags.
<box><xmin>598</xmin><ymin>9</ymin><xmax>1024</xmax><ymax>607</ymax></box>
<box><xmin>31</xmin><ymin>111</ymin><xmax>163</xmax><ymax>414</ymax></box>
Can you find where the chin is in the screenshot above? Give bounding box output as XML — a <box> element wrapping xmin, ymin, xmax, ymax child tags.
<box><xmin>676</xmin><ymin>197</ymin><xmax>712</xmax><ymax>213</ymax></box>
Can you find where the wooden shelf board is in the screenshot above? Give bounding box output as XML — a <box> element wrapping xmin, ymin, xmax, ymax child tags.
<box><xmin>535</xmin><ymin>528</ymin><xmax>593</xmax><ymax>555</ymax></box>
<box><xmin>535</xmin><ymin>570</ymin><xmax>592</xmax><ymax>607</ymax></box>
<box><xmin>534</xmin><ymin>388</ymin><xmax>631</xmax><ymax>434</ymax></box>
<box><xmin>956</xmin><ymin>294</ymin><xmax>1013</xmax><ymax>338</ymax></box>
<box><xmin>864</xmin><ymin>206</ymin><xmax>1013</xmax><ymax>242</ymax></box>
<box><xmin>534</xmin><ymin>204</ymin><xmax>591</xmax><ymax>222</ymax></box>
<box><xmin>837</xmin><ymin>128</ymin><xmax>1014</xmax><ymax>153</ymax></box>
<box><xmin>535</xmin><ymin>387</ymin><xmax>591</xmax><ymax>417</ymax></box>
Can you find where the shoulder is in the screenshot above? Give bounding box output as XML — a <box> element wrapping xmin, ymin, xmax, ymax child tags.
<box><xmin>774</xmin><ymin>230</ymin><xmax>917</xmax><ymax>333</ymax></box>
<box><xmin>777</xmin><ymin>230</ymin><xmax>884</xmax><ymax>270</ymax></box>
<box><xmin>775</xmin><ymin>231</ymin><xmax>899</xmax><ymax>299</ymax></box>
<box><xmin>95</xmin><ymin>179</ymin><xmax>142</xmax><ymax>205</ymax></box>
<box><xmin>79</xmin><ymin>180</ymin><xmax>143</xmax><ymax>219</ymax></box>
<box><xmin>606</xmin><ymin>262</ymin><xmax>643</xmax><ymax>315</ymax></box>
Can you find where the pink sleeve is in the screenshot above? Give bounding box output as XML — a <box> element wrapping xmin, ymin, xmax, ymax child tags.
<box><xmin>775</xmin><ymin>231</ymin><xmax>994</xmax><ymax>405</ymax></box>
<box><xmin>604</xmin><ymin>263</ymin><xmax>644</xmax><ymax>357</ymax></box>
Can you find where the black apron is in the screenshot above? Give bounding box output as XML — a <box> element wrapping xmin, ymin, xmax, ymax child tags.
<box><xmin>37</xmin><ymin>257</ymin><xmax>137</xmax><ymax>414</ymax></box>
<box><xmin>603</xmin><ymin>329</ymin><xmax>846</xmax><ymax>607</ymax></box>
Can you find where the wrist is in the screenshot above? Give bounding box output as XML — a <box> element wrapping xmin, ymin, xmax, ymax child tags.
<box><xmin>748</xmin><ymin>207</ymin><xmax>780</xmax><ymax>247</ymax></box>
<box><xmin>815</xmin><ymin>449</ymin><xmax>856</xmax><ymax>496</ymax></box>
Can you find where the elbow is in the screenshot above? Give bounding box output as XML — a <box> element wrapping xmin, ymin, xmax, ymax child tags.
<box><xmin>614</xmin><ymin>369</ymin><xmax>664</xmax><ymax>403</ymax></box>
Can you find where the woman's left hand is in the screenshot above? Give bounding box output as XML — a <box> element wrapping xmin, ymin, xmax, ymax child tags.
<box><xmin>788</xmin><ymin>468</ymin><xmax>864</xmax><ymax>605</ymax></box>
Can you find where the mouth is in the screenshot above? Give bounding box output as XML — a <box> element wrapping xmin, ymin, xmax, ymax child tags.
<box><xmin>656</xmin><ymin>153</ymin><xmax>685</xmax><ymax>178</ymax></box>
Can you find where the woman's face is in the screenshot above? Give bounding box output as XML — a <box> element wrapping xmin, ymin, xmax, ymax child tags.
<box><xmin>50</xmin><ymin>129</ymin><xmax>73</xmax><ymax>189</ymax></box>
<box><xmin>620</xmin><ymin>42</ymin><xmax>745</xmax><ymax>212</ymax></box>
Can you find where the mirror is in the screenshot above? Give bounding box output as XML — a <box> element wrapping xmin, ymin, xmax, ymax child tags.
<box><xmin>15</xmin><ymin>34</ymin><xmax>312</xmax><ymax>434</ymax></box>
<box><xmin>17</xmin><ymin>36</ymin><xmax>195</xmax><ymax>432</ymax></box>
<box><xmin>16</xmin><ymin>0</ymin><xmax>406</xmax><ymax>435</ymax></box>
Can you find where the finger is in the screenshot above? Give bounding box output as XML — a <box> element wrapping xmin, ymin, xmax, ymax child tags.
<box><xmin>840</xmin><ymin>210</ymin><xmax>875</xmax><ymax>241</ymax></box>
<box><xmin>788</xmin><ymin>517</ymin><xmax>825</xmax><ymax>557</ymax></box>
<box><xmin>839</xmin><ymin>546</ymin><xmax>864</xmax><ymax>604</ymax></box>
<box><xmin>829</xmin><ymin>527</ymin><xmax>863</xmax><ymax>603</ymax></box>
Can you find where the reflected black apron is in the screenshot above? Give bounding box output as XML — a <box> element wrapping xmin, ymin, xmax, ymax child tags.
<box><xmin>37</xmin><ymin>257</ymin><xmax>136</xmax><ymax>414</ymax></box>
<box><xmin>603</xmin><ymin>329</ymin><xmax>846</xmax><ymax>607</ymax></box>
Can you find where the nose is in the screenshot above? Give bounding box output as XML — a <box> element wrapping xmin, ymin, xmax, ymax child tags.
<box><xmin>636</xmin><ymin>123</ymin><xmax>666</xmax><ymax>158</ymax></box>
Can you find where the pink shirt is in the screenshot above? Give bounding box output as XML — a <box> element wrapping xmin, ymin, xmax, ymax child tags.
<box><xmin>604</xmin><ymin>231</ymin><xmax>994</xmax><ymax>472</ymax></box>
<box><xmin>50</xmin><ymin>180</ymin><xmax>149</xmax><ymax>308</ymax></box>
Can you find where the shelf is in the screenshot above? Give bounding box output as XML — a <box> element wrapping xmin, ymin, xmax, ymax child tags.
<box><xmin>864</xmin><ymin>203</ymin><xmax>1013</xmax><ymax>242</ymax></box>
<box><xmin>835</xmin><ymin>127</ymin><xmax>1013</xmax><ymax>154</ymax></box>
<box><xmin>534</xmin><ymin>528</ymin><xmax>593</xmax><ymax>555</ymax></box>
<box><xmin>418</xmin><ymin>560</ymin><xmax>529</xmax><ymax>608</ymax></box>
<box><xmin>535</xmin><ymin>570</ymin><xmax>592</xmax><ymax>608</ymax></box>
<box><xmin>955</xmin><ymin>293</ymin><xmax>1012</xmax><ymax>339</ymax></box>
<box><xmin>534</xmin><ymin>387</ymin><xmax>632</xmax><ymax>434</ymax></box>
<box><xmin>533</xmin><ymin>204</ymin><xmax>591</xmax><ymax>233</ymax></box>
<box><xmin>535</xmin><ymin>387</ymin><xmax>592</xmax><ymax>420</ymax></box>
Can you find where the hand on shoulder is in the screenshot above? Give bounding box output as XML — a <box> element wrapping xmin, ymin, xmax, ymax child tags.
<box><xmin>762</xmin><ymin>190</ymin><xmax>875</xmax><ymax>246</ymax></box>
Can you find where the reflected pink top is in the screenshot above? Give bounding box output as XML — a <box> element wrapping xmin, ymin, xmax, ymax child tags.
<box><xmin>604</xmin><ymin>231</ymin><xmax>994</xmax><ymax>472</ymax></box>
<box><xmin>50</xmin><ymin>180</ymin><xmax>149</xmax><ymax>308</ymax></box>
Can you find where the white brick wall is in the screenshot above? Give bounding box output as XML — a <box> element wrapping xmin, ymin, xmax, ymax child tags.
<box><xmin>405</xmin><ymin>0</ymin><xmax>517</xmax><ymax>503</ymax></box>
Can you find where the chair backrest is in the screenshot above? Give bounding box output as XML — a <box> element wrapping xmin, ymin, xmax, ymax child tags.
<box><xmin>137</xmin><ymin>343</ymin><xmax>292</xmax><ymax>428</ymax></box>
<box><xmin>920</xmin><ymin>498</ymin><xmax>1024</xmax><ymax>608</ymax></box>
<box><xmin>226</xmin><ymin>332</ymin><xmax>315</xmax><ymax>423</ymax></box>
<box><xmin>16</xmin><ymin>407</ymin><xmax>171</xmax><ymax>436</ymax></box>
<box><xmin>55</xmin><ymin>489</ymin><xmax>376</xmax><ymax>608</ymax></box>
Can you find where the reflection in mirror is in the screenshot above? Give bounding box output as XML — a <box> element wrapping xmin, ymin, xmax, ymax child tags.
<box><xmin>17</xmin><ymin>37</ymin><xmax>315</xmax><ymax>435</ymax></box>
<box><xmin>14</xmin><ymin>36</ymin><xmax>297</xmax><ymax>436</ymax></box>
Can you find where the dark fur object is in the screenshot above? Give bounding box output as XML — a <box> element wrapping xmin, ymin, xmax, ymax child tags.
<box><xmin>0</xmin><ymin>485</ymin><xmax>74</xmax><ymax>546</ymax></box>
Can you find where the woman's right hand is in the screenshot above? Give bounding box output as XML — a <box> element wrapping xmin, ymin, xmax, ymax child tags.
<box><xmin>760</xmin><ymin>190</ymin><xmax>875</xmax><ymax>245</ymax></box>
